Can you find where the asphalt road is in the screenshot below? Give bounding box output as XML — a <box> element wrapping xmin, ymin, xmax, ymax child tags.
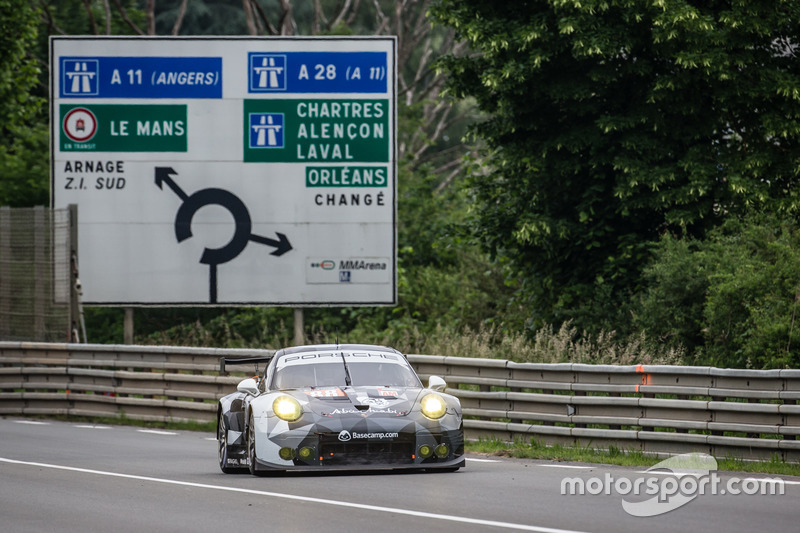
<box><xmin>1</xmin><ymin>417</ymin><xmax>798</xmax><ymax>532</ymax></box>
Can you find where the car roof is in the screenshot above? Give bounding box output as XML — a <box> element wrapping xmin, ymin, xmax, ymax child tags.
<box><xmin>273</xmin><ymin>344</ymin><xmax>403</xmax><ymax>358</ymax></box>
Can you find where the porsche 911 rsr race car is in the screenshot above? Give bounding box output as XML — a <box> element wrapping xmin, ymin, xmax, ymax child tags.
<box><xmin>217</xmin><ymin>344</ymin><xmax>464</xmax><ymax>475</ymax></box>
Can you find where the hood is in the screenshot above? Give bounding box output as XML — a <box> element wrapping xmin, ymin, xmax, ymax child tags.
<box><xmin>291</xmin><ymin>385</ymin><xmax>423</xmax><ymax>417</ymax></box>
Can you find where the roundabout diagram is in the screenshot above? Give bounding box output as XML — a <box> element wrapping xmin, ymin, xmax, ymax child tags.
<box><xmin>155</xmin><ymin>167</ymin><xmax>292</xmax><ymax>303</ymax></box>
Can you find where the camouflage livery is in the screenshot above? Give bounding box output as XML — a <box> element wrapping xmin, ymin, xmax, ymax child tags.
<box><xmin>217</xmin><ymin>344</ymin><xmax>465</xmax><ymax>475</ymax></box>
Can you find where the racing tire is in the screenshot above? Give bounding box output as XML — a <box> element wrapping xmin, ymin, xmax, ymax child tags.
<box><xmin>218</xmin><ymin>412</ymin><xmax>245</xmax><ymax>474</ymax></box>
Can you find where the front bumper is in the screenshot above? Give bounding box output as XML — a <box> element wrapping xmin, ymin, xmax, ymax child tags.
<box><xmin>251</xmin><ymin>414</ymin><xmax>464</xmax><ymax>472</ymax></box>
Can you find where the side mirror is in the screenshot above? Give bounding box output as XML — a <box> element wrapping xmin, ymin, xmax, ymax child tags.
<box><xmin>428</xmin><ymin>375</ymin><xmax>447</xmax><ymax>392</ymax></box>
<box><xmin>237</xmin><ymin>378</ymin><xmax>259</xmax><ymax>396</ymax></box>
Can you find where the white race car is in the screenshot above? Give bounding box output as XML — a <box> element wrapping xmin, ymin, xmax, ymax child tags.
<box><xmin>217</xmin><ymin>344</ymin><xmax>465</xmax><ymax>475</ymax></box>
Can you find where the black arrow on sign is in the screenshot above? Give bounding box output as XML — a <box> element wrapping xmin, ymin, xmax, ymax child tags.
<box><xmin>250</xmin><ymin>232</ymin><xmax>293</xmax><ymax>257</ymax></box>
<box><xmin>155</xmin><ymin>167</ymin><xmax>188</xmax><ymax>201</ymax></box>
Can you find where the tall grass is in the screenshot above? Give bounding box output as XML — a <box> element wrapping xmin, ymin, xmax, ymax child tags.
<box><xmin>370</xmin><ymin>321</ymin><xmax>683</xmax><ymax>365</ymax></box>
<box><xmin>144</xmin><ymin>316</ymin><xmax>682</xmax><ymax>366</ymax></box>
<box><xmin>142</xmin><ymin>317</ymin><xmax>292</xmax><ymax>349</ymax></box>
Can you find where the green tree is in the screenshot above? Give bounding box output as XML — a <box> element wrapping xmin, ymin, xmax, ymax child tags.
<box><xmin>430</xmin><ymin>0</ymin><xmax>800</xmax><ymax>333</ymax></box>
<box><xmin>0</xmin><ymin>0</ymin><xmax>148</xmax><ymax>208</ymax></box>
<box><xmin>0</xmin><ymin>1</ymin><xmax>47</xmax><ymax>207</ymax></box>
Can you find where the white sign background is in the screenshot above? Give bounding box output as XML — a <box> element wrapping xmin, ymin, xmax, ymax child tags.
<box><xmin>50</xmin><ymin>37</ymin><xmax>397</xmax><ymax>306</ymax></box>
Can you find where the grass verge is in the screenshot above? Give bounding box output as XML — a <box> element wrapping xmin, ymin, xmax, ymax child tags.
<box><xmin>466</xmin><ymin>437</ymin><xmax>800</xmax><ymax>477</ymax></box>
<box><xmin>18</xmin><ymin>414</ymin><xmax>217</xmax><ymax>434</ymax></box>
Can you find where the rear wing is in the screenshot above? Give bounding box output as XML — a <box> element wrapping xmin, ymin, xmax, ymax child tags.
<box><xmin>219</xmin><ymin>356</ymin><xmax>273</xmax><ymax>374</ymax></box>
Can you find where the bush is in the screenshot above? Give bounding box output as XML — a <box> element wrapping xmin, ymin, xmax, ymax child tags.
<box><xmin>635</xmin><ymin>215</ymin><xmax>800</xmax><ymax>368</ymax></box>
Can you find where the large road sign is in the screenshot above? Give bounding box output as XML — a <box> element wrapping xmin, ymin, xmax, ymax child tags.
<box><xmin>50</xmin><ymin>37</ymin><xmax>397</xmax><ymax>306</ymax></box>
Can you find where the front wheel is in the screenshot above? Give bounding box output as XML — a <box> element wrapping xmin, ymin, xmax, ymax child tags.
<box><xmin>247</xmin><ymin>411</ymin><xmax>266</xmax><ymax>477</ymax></box>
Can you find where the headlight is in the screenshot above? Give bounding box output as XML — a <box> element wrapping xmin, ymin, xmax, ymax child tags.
<box><xmin>272</xmin><ymin>395</ymin><xmax>303</xmax><ymax>422</ymax></box>
<box><xmin>420</xmin><ymin>393</ymin><xmax>447</xmax><ymax>420</ymax></box>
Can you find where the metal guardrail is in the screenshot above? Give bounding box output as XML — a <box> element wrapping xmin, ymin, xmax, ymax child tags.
<box><xmin>409</xmin><ymin>355</ymin><xmax>800</xmax><ymax>462</ymax></box>
<box><xmin>1</xmin><ymin>342</ymin><xmax>798</xmax><ymax>461</ymax></box>
<box><xmin>0</xmin><ymin>342</ymin><xmax>270</xmax><ymax>423</ymax></box>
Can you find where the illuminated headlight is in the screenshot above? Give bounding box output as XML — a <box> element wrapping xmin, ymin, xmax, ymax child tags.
<box><xmin>420</xmin><ymin>393</ymin><xmax>447</xmax><ymax>420</ymax></box>
<box><xmin>272</xmin><ymin>395</ymin><xmax>303</xmax><ymax>422</ymax></box>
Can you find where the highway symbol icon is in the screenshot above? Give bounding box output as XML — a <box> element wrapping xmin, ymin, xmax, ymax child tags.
<box><xmin>249</xmin><ymin>54</ymin><xmax>287</xmax><ymax>92</ymax></box>
<box><xmin>62</xmin><ymin>59</ymin><xmax>99</xmax><ymax>96</ymax></box>
<box><xmin>155</xmin><ymin>167</ymin><xmax>292</xmax><ymax>303</ymax></box>
<box><xmin>249</xmin><ymin>113</ymin><xmax>284</xmax><ymax>148</ymax></box>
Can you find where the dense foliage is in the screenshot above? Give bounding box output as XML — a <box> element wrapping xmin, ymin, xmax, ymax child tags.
<box><xmin>430</xmin><ymin>0</ymin><xmax>800</xmax><ymax>334</ymax></box>
<box><xmin>636</xmin><ymin>214</ymin><xmax>800</xmax><ymax>368</ymax></box>
<box><xmin>4</xmin><ymin>1</ymin><xmax>800</xmax><ymax>368</ymax></box>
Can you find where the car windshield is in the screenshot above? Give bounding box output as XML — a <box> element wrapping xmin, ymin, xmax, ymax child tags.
<box><xmin>273</xmin><ymin>359</ymin><xmax>421</xmax><ymax>390</ymax></box>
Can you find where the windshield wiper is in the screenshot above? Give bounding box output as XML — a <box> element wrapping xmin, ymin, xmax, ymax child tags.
<box><xmin>340</xmin><ymin>351</ymin><xmax>352</xmax><ymax>387</ymax></box>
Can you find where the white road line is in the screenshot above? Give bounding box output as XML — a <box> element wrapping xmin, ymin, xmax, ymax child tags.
<box><xmin>75</xmin><ymin>425</ymin><xmax>111</xmax><ymax>430</ymax></box>
<box><xmin>137</xmin><ymin>429</ymin><xmax>177</xmax><ymax>436</ymax></box>
<box><xmin>13</xmin><ymin>420</ymin><xmax>50</xmax><ymax>425</ymax></box>
<box><xmin>538</xmin><ymin>464</ymin><xmax>593</xmax><ymax>469</ymax></box>
<box><xmin>467</xmin><ymin>457</ymin><xmax>501</xmax><ymax>463</ymax></box>
<box><xmin>0</xmin><ymin>457</ymin><xmax>589</xmax><ymax>533</ymax></box>
<box><xmin>636</xmin><ymin>471</ymin><xmax>696</xmax><ymax>478</ymax></box>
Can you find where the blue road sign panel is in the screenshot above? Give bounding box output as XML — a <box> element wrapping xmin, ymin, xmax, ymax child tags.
<box><xmin>248</xmin><ymin>51</ymin><xmax>387</xmax><ymax>93</ymax></box>
<box><xmin>60</xmin><ymin>56</ymin><xmax>222</xmax><ymax>99</ymax></box>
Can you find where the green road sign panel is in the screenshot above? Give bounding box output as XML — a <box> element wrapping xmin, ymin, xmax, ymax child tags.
<box><xmin>305</xmin><ymin>166</ymin><xmax>388</xmax><ymax>187</ymax></box>
<box><xmin>244</xmin><ymin>99</ymin><xmax>389</xmax><ymax>163</ymax></box>
<box><xmin>60</xmin><ymin>104</ymin><xmax>187</xmax><ymax>152</ymax></box>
